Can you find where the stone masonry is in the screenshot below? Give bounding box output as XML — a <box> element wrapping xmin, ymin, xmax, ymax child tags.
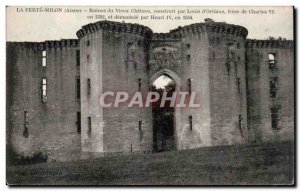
<box><xmin>6</xmin><ymin>20</ymin><xmax>294</xmax><ymax>161</ymax></box>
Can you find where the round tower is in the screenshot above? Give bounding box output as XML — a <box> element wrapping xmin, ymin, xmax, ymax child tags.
<box><xmin>77</xmin><ymin>21</ymin><xmax>153</xmax><ymax>155</ymax></box>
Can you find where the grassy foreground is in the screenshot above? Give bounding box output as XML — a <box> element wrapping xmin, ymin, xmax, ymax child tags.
<box><xmin>7</xmin><ymin>141</ymin><xmax>294</xmax><ymax>185</ymax></box>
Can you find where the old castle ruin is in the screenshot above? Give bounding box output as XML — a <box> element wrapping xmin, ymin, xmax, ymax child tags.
<box><xmin>6</xmin><ymin>19</ymin><xmax>294</xmax><ymax>161</ymax></box>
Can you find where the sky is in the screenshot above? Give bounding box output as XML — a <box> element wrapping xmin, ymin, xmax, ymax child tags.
<box><xmin>153</xmin><ymin>75</ymin><xmax>172</xmax><ymax>89</ymax></box>
<box><xmin>6</xmin><ymin>6</ymin><xmax>293</xmax><ymax>42</ymax></box>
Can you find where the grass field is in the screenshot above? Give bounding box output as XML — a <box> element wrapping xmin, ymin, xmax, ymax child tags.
<box><xmin>7</xmin><ymin>141</ymin><xmax>294</xmax><ymax>185</ymax></box>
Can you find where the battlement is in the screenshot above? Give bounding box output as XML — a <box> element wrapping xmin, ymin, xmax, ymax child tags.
<box><xmin>7</xmin><ymin>39</ymin><xmax>79</xmax><ymax>50</ymax></box>
<box><xmin>151</xmin><ymin>21</ymin><xmax>248</xmax><ymax>41</ymax></box>
<box><xmin>245</xmin><ymin>39</ymin><xmax>294</xmax><ymax>49</ymax></box>
<box><xmin>152</xmin><ymin>33</ymin><xmax>182</xmax><ymax>41</ymax></box>
<box><xmin>76</xmin><ymin>20</ymin><xmax>153</xmax><ymax>38</ymax></box>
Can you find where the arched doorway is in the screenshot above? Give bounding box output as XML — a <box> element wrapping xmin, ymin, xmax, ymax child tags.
<box><xmin>150</xmin><ymin>69</ymin><xmax>181</xmax><ymax>152</ymax></box>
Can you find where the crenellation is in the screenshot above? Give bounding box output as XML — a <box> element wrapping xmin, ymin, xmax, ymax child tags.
<box><xmin>246</xmin><ymin>39</ymin><xmax>294</xmax><ymax>49</ymax></box>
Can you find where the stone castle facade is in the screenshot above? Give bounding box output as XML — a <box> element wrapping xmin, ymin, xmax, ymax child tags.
<box><xmin>6</xmin><ymin>20</ymin><xmax>294</xmax><ymax>161</ymax></box>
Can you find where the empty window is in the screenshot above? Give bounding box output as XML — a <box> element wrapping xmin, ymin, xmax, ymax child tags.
<box><xmin>41</xmin><ymin>78</ymin><xmax>47</xmax><ymax>103</ymax></box>
<box><xmin>187</xmin><ymin>79</ymin><xmax>192</xmax><ymax>94</ymax></box>
<box><xmin>270</xmin><ymin>77</ymin><xmax>278</xmax><ymax>98</ymax></box>
<box><xmin>88</xmin><ymin>116</ymin><xmax>91</xmax><ymax>136</ymax></box>
<box><xmin>87</xmin><ymin>78</ymin><xmax>91</xmax><ymax>95</ymax></box>
<box><xmin>139</xmin><ymin>120</ymin><xmax>142</xmax><ymax>131</ymax></box>
<box><xmin>269</xmin><ymin>53</ymin><xmax>276</xmax><ymax>69</ymax></box>
<box><xmin>76</xmin><ymin>77</ymin><xmax>80</xmax><ymax>101</ymax></box>
<box><xmin>186</xmin><ymin>44</ymin><xmax>190</xmax><ymax>49</ymax></box>
<box><xmin>271</xmin><ymin>108</ymin><xmax>279</xmax><ymax>129</ymax></box>
<box><xmin>77</xmin><ymin>112</ymin><xmax>81</xmax><ymax>133</ymax></box>
<box><xmin>76</xmin><ymin>50</ymin><xmax>80</xmax><ymax>66</ymax></box>
<box><xmin>86</xmin><ymin>40</ymin><xmax>90</xmax><ymax>46</ymax></box>
<box><xmin>237</xmin><ymin>43</ymin><xmax>240</xmax><ymax>49</ymax></box>
<box><xmin>237</xmin><ymin>78</ymin><xmax>241</xmax><ymax>94</ymax></box>
<box><xmin>42</xmin><ymin>50</ymin><xmax>47</xmax><ymax>67</ymax></box>
<box><xmin>189</xmin><ymin>116</ymin><xmax>193</xmax><ymax>131</ymax></box>
<box><xmin>186</xmin><ymin>55</ymin><xmax>190</xmax><ymax>62</ymax></box>
<box><xmin>138</xmin><ymin>78</ymin><xmax>142</xmax><ymax>91</ymax></box>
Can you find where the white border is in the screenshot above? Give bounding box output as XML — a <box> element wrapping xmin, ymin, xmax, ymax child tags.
<box><xmin>1</xmin><ymin>0</ymin><xmax>298</xmax><ymax>190</ymax></box>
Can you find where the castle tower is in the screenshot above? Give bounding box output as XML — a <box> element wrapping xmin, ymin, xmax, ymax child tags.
<box><xmin>76</xmin><ymin>21</ymin><xmax>153</xmax><ymax>155</ymax></box>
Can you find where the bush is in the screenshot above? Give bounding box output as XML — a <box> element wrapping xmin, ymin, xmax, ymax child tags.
<box><xmin>7</xmin><ymin>147</ymin><xmax>48</xmax><ymax>165</ymax></box>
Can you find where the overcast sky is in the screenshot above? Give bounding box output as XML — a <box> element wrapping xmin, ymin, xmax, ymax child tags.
<box><xmin>6</xmin><ymin>6</ymin><xmax>293</xmax><ymax>42</ymax></box>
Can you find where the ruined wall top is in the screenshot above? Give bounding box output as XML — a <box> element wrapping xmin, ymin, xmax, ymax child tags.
<box><xmin>245</xmin><ymin>39</ymin><xmax>294</xmax><ymax>49</ymax></box>
<box><xmin>7</xmin><ymin>39</ymin><xmax>79</xmax><ymax>50</ymax></box>
<box><xmin>76</xmin><ymin>20</ymin><xmax>248</xmax><ymax>40</ymax></box>
<box><xmin>76</xmin><ymin>20</ymin><xmax>153</xmax><ymax>38</ymax></box>
<box><xmin>152</xmin><ymin>20</ymin><xmax>248</xmax><ymax>41</ymax></box>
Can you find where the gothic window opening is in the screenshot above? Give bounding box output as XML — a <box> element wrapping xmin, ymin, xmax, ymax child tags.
<box><xmin>76</xmin><ymin>77</ymin><xmax>80</xmax><ymax>101</ymax></box>
<box><xmin>237</xmin><ymin>78</ymin><xmax>241</xmax><ymax>94</ymax></box>
<box><xmin>87</xmin><ymin>78</ymin><xmax>91</xmax><ymax>95</ymax></box>
<box><xmin>41</xmin><ymin>78</ymin><xmax>47</xmax><ymax>103</ymax></box>
<box><xmin>76</xmin><ymin>112</ymin><xmax>81</xmax><ymax>133</ymax></box>
<box><xmin>187</xmin><ymin>79</ymin><xmax>192</xmax><ymax>94</ymax></box>
<box><xmin>42</xmin><ymin>50</ymin><xmax>47</xmax><ymax>67</ymax></box>
<box><xmin>23</xmin><ymin>111</ymin><xmax>29</xmax><ymax>138</ymax></box>
<box><xmin>186</xmin><ymin>44</ymin><xmax>190</xmax><ymax>49</ymax></box>
<box><xmin>139</xmin><ymin>120</ymin><xmax>142</xmax><ymax>131</ymax></box>
<box><xmin>138</xmin><ymin>78</ymin><xmax>142</xmax><ymax>91</ymax></box>
<box><xmin>86</xmin><ymin>40</ymin><xmax>90</xmax><ymax>46</ymax></box>
<box><xmin>237</xmin><ymin>43</ymin><xmax>240</xmax><ymax>49</ymax></box>
<box><xmin>189</xmin><ymin>116</ymin><xmax>193</xmax><ymax>131</ymax></box>
<box><xmin>271</xmin><ymin>108</ymin><xmax>279</xmax><ymax>129</ymax></box>
<box><xmin>88</xmin><ymin>116</ymin><xmax>92</xmax><ymax>136</ymax></box>
<box><xmin>269</xmin><ymin>53</ymin><xmax>276</xmax><ymax>69</ymax></box>
<box><xmin>76</xmin><ymin>50</ymin><xmax>80</xmax><ymax>66</ymax></box>
<box><xmin>270</xmin><ymin>77</ymin><xmax>278</xmax><ymax>98</ymax></box>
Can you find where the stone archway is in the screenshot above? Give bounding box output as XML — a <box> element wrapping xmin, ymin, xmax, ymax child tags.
<box><xmin>150</xmin><ymin>69</ymin><xmax>181</xmax><ymax>151</ymax></box>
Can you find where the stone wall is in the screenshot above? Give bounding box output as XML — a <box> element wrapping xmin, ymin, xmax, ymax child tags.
<box><xmin>245</xmin><ymin>40</ymin><xmax>294</xmax><ymax>142</ymax></box>
<box><xmin>78</xmin><ymin>21</ymin><xmax>153</xmax><ymax>155</ymax></box>
<box><xmin>7</xmin><ymin>41</ymin><xmax>81</xmax><ymax>162</ymax></box>
<box><xmin>208</xmin><ymin>33</ymin><xmax>248</xmax><ymax>146</ymax></box>
<box><xmin>6</xmin><ymin>20</ymin><xmax>294</xmax><ymax>162</ymax></box>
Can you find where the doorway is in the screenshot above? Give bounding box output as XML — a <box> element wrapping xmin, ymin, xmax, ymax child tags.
<box><xmin>151</xmin><ymin>74</ymin><xmax>176</xmax><ymax>152</ymax></box>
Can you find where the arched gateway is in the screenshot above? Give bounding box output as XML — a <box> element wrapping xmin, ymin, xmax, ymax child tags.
<box><xmin>150</xmin><ymin>69</ymin><xmax>182</xmax><ymax>151</ymax></box>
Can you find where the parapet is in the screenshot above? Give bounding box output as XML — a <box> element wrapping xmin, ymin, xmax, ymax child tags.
<box><xmin>6</xmin><ymin>39</ymin><xmax>79</xmax><ymax>50</ymax></box>
<box><xmin>76</xmin><ymin>20</ymin><xmax>153</xmax><ymax>39</ymax></box>
<box><xmin>152</xmin><ymin>21</ymin><xmax>248</xmax><ymax>41</ymax></box>
<box><xmin>245</xmin><ymin>39</ymin><xmax>294</xmax><ymax>49</ymax></box>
